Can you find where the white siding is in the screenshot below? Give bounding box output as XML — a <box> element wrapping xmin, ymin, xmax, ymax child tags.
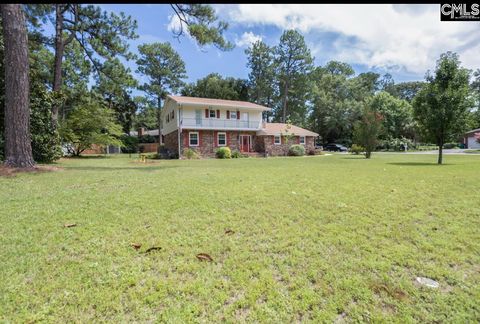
<box><xmin>162</xmin><ymin>99</ymin><xmax>179</xmax><ymax>135</ymax></box>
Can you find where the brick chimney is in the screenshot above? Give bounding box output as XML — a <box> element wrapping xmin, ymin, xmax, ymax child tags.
<box><xmin>138</xmin><ymin>127</ymin><xmax>145</xmax><ymax>137</ymax></box>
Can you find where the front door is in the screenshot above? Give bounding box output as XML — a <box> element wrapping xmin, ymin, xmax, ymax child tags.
<box><xmin>240</xmin><ymin>135</ymin><xmax>250</xmax><ymax>152</ymax></box>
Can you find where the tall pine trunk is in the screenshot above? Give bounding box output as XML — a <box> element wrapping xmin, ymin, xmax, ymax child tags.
<box><xmin>1</xmin><ymin>4</ymin><xmax>35</xmax><ymax>168</ymax></box>
<box><xmin>52</xmin><ymin>4</ymin><xmax>65</xmax><ymax>123</ymax></box>
<box><xmin>282</xmin><ymin>81</ymin><xmax>288</xmax><ymax>123</ymax></box>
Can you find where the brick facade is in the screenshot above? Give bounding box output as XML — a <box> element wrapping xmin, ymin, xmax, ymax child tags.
<box><xmin>163</xmin><ymin>130</ymin><xmax>179</xmax><ymax>155</ymax></box>
<box><xmin>176</xmin><ymin>129</ymin><xmax>316</xmax><ymax>158</ymax></box>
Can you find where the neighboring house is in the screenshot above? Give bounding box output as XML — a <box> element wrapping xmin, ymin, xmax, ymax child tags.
<box><xmin>161</xmin><ymin>95</ymin><xmax>319</xmax><ymax>158</ymax></box>
<box><xmin>129</xmin><ymin>128</ymin><xmax>159</xmax><ymax>153</ymax></box>
<box><xmin>464</xmin><ymin>128</ymin><xmax>480</xmax><ymax>149</ymax></box>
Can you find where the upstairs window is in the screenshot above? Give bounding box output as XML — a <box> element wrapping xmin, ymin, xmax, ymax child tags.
<box><xmin>209</xmin><ymin>109</ymin><xmax>216</xmax><ymax>118</ymax></box>
<box><xmin>171</xmin><ymin>111</ymin><xmax>174</xmax><ymax>120</ymax></box>
<box><xmin>230</xmin><ymin>111</ymin><xmax>238</xmax><ymax>119</ymax></box>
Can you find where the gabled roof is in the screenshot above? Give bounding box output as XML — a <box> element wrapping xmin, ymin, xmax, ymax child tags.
<box><xmin>465</xmin><ymin>128</ymin><xmax>480</xmax><ymax>135</ymax></box>
<box><xmin>167</xmin><ymin>95</ymin><xmax>271</xmax><ymax>111</ymax></box>
<box><xmin>257</xmin><ymin>123</ymin><xmax>319</xmax><ymax>137</ymax></box>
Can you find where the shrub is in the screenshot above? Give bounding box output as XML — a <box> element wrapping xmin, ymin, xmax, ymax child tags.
<box><xmin>378</xmin><ymin>137</ymin><xmax>414</xmax><ymax>152</ymax></box>
<box><xmin>138</xmin><ymin>134</ymin><xmax>156</xmax><ymax>143</ymax></box>
<box><xmin>444</xmin><ymin>142</ymin><xmax>459</xmax><ymax>149</ymax></box>
<box><xmin>288</xmin><ymin>144</ymin><xmax>305</xmax><ymax>156</ymax></box>
<box><xmin>120</xmin><ymin>135</ymin><xmax>139</xmax><ymax>153</ymax></box>
<box><xmin>215</xmin><ymin>147</ymin><xmax>231</xmax><ymax>159</ymax></box>
<box><xmin>183</xmin><ymin>148</ymin><xmax>199</xmax><ymax>159</ymax></box>
<box><xmin>349</xmin><ymin>144</ymin><xmax>365</xmax><ymax>155</ymax></box>
<box><xmin>231</xmin><ymin>150</ymin><xmax>245</xmax><ymax>158</ymax></box>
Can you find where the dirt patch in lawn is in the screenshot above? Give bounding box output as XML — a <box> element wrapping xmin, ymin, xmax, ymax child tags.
<box><xmin>0</xmin><ymin>165</ymin><xmax>62</xmax><ymax>177</ymax></box>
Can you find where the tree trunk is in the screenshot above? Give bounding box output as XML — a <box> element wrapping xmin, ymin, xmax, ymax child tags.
<box><xmin>365</xmin><ymin>150</ymin><xmax>371</xmax><ymax>159</ymax></box>
<box><xmin>282</xmin><ymin>81</ymin><xmax>289</xmax><ymax>123</ymax></box>
<box><xmin>52</xmin><ymin>4</ymin><xmax>65</xmax><ymax>123</ymax></box>
<box><xmin>1</xmin><ymin>4</ymin><xmax>35</xmax><ymax>168</ymax></box>
<box><xmin>438</xmin><ymin>143</ymin><xmax>443</xmax><ymax>165</ymax></box>
<box><xmin>157</xmin><ymin>97</ymin><xmax>162</xmax><ymax>146</ymax></box>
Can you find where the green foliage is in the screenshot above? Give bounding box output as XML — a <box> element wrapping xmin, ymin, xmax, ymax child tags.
<box><xmin>353</xmin><ymin>101</ymin><xmax>384</xmax><ymax>159</ymax></box>
<box><xmin>120</xmin><ymin>135</ymin><xmax>138</xmax><ymax>154</ymax></box>
<box><xmin>169</xmin><ymin>4</ymin><xmax>233</xmax><ymax>51</ymax></box>
<box><xmin>413</xmin><ymin>52</ymin><xmax>472</xmax><ymax>163</ymax></box>
<box><xmin>30</xmin><ymin>84</ymin><xmax>62</xmax><ymax>162</ymax></box>
<box><xmin>181</xmin><ymin>73</ymin><xmax>249</xmax><ymax>101</ymax></box>
<box><xmin>183</xmin><ymin>148</ymin><xmax>199</xmax><ymax>159</ymax></box>
<box><xmin>349</xmin><ymin>144</ymin><xmax>365</xmax><ymax>155</ymax></box>
<box><xmin>215</xmin><ymin>146</ymin><xmax>231</xmax><ymax>159</ymax></box>
<box><xmin>288</xmin><ymin>144</ymin><xmax>305</xmax><ymax>156</ymax></box>
<box><xmin>378</xmin><ymin>137</ymin><xmax>414</xmax><ymax>152</ymax></box>
<box><xmin>231</xmin><ymin>150</ymin><xmax>246</xmax><ymax>158</ymax></box>
<box><xmin>275</xmin><ymin>30</ymin><xmax>314</xmax><ymax>124</ymax></box>
<box><xmin>444</xmin><ymin>142</ymin><xmax>460</xmax><ymax>149</ymax></box>
<box><xmin>138</xmin><ymin>134</ymin><xmax>156</xmax><ymax>143</ymax></box>
<box><xmin>59</xmin><ymin>96</ymin><xmax>123</xmax><ymax>156</ymax></box>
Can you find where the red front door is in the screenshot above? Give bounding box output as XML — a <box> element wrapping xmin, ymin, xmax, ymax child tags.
<box><xmin>240</xmin><ymin>136</ymin><xmax>250</xmax><ymax>152</ymax></box>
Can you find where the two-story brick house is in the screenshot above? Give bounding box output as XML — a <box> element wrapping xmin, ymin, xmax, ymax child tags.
<box><xmin>161</xmin><ymin>95</ymin><xmax>319</xmax><ymax>158</ymax></box>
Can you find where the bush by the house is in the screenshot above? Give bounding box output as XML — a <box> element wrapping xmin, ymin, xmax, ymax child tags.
<box><xmin>349</xmin><ymin>144</ymin><xmax>365</xmax><ymax>155</ymax></box>
<box><xmin>120</xmin><ymin>135</ymin><xmax>139</xmax><ymax>153</ymax></box>
<box><xmin>183</xmin><ymin>148</ymin><xmax>199</xmax><ymax>159</ymax></box>
<box><xmin>288</xmin><ymin>144</ymin><xmax>305</xmax><ymax>156</ymax></box>
<box><xmin>231</xmin><ymin>150</ymin><xmax>246</xmax><ymax>158</ymax></box>
<box><xmin>215</xmin><ymin>147</ymin><xmax>231</xmax><ymax>159</ymax></box>
<box><xmin>138</xmin><ymin>134</ymin><xmax>156</xmax><ymax>143</ymax></box>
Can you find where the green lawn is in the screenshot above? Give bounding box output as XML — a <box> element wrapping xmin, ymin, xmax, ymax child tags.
<box><xmin>1</xmin><ymin>154</ymin><xmax>479</xmax><ymax>322</ymax></box>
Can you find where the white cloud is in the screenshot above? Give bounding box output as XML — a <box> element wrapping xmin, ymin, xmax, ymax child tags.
<box><xmin>235</xmin><ymin>31</ymin><xmax>263</xmax><ymax>47</ymax></box>
<box><xmin>215</xmin><ymin>4</ymin><xmax>480</xmax><ymax>76</ymax></box>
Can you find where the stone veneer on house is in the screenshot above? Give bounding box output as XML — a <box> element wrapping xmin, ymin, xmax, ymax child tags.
<box><xmin>163</xmin><ymin>129</ymin><xmax>316</xmax><ymax>158</ymax></box>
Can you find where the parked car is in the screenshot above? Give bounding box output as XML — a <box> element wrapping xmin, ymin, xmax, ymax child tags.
<box><xmin>324</xmin><ymin>143</ymin><xmax>348</xmax><ymax>152</ymax></box>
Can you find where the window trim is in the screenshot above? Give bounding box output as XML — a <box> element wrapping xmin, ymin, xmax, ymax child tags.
<box><xmin>274</xmin><ymin>135</ymin><xmax>281</xmax><ymax>145</ymax></box>
<box><xmin>299</xmin><ymin>136</ymin><xmax>306</xmax><ymax>145</ymax></box>
<box><xmin>217</xmin><ymin>132</ymin><xmax>226</xmax><ymax>146</ymax></box>
<box><xmin>189</xmin><ymin>131</ymin><xmax>199</xmax><ymax>147</ymax></box>
<box><xmin>209</xmin><ymin>109</ymin><xmax>216</xmax><ymax>118</ymax></box>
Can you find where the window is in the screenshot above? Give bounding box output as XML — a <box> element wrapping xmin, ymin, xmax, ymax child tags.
<box><xmin>166</xmin><ymin>114</ymin><xmax>170</xmax><ymax>123</ymax></box>
<box><xmin>230</xmin><ymin>111</ymin><xmax>237</xmax><ymax>119</ymax></box>
<box><xmin>209</xmin><ymin>109</ymin><xmax>216</xmax><ymax>118</ymax></box>
<box><xmin>171</xmin><ymin>111</ymin><xmax>174</xmax><ymax>119</ymax></box>
<box><xmin>189</xmin><ymin>132</ymin><xmax>199</xmax><ymax>146</ymax></box>
<box><xmin>300</xmin><ymin>136</ymin><xmax>305</xmax><ymax>145</ymax></box>
<box><xmin>217</xmin><ymin>132</ymin><xmax>226</xmax><ymax>146</ymax></box>
<box><xmin>274</xmin><ymin>135</ymin><xmax>281</xmax><ymax>145</ymax></box>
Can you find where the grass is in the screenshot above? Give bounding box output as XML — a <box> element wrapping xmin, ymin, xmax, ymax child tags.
<box><xmin>1</xmin><ymin>153</ymin><xmax>479</xmax><ymax>322</ymax></box>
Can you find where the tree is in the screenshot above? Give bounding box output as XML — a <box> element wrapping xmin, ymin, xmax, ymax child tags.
<box><xmin>245</xmin><ymin>40</ymin><xmax>276</xmax><ymax>119</ymax></box>
<box><xmin>1</xmin><ymin>4</ymin><xmax>35</xmax><ymax>168</ymax></box>
<box><xmin>392</xmin><ymin>81</ymin><xmax>424</xmax><ymax>102</ymax></box>
<box><xmin>367</xmin><ymin>91</ymin><xmax>414</xmax><ymax>139</ymax></box>
<box><xmin>353</xmin><ymin>102</ymin><xmax>384</xmax><ymax>159</ymax></box>
<box><xmin>413</xmin><ymin>52</ymin><xmax>472</xmax><ymax>164</ymax></box>
<box><xmin>59</xmin><ymin>95</ymin><xmax>123</xmax><ymax>156</ymax></box>
<box><xmin>181</xmin><ymin>73</ymin><xmax>249</xmax><ymax>101</ymax></box>
<box><xmin>136</xmin><ymin>42</ymin><xmax>186</xmax><ymax>145</ymax></box>
<box><xmin>274</xmin><ymin>30</ymin><xmax>314</xmax><ymax>123</ymax></box>
<box><xmin>133</xmin><ymin>96</ymin><xmax>158</xmax><ymax>130</ymax></box>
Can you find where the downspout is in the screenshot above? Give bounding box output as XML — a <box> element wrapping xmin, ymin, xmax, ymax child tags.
<box><xmin>177</xmin><ymin>104</ymin><xmax>182</xmax><ymax>159</ymax></box>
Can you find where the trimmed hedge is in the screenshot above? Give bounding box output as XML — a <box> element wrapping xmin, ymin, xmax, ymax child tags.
<box><xmin>216</xmin><ymin>147</ymin><xmax>231</xmax><ymax>159</ymax></box>
<box><xmin>288</xmin><ymin>144</ymin><xmax>305</xmax><ymax>156</ymax></box>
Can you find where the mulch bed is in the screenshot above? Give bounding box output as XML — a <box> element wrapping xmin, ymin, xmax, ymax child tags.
<box><xmin>0</xmin><ymin>165</ymin><xmax>62</xmax><ymax>177</ymax></box>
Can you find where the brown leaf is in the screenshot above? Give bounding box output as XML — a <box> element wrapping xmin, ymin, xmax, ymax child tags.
<box><xmin>196</xmin><ymin>253</ymin><xmax>213</xmax><ymax>262</ymax></box>
<box><xmin>225</xmin><ymin>229</ymin><xmax>235</xmax><ymax>235</ymax></box>
<box><xmin>64</xmin><ymin>223</ymin><xmax>77</xmax><ymax>228</ymax></box>
<box><xmin>144</xmin><ymin>246</ymin><xmax>162</xmax><ymax>254</ymax></box>
<box><xmin>130</xmin><ymin>243</ymin><xmax>142</xmax><ymax>250</ymax></box>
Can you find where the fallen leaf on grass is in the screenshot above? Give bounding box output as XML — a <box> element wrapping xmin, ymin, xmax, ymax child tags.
<box><xmin>64</xmin><ymin>223</ymin><xmax>77</xmax><ymax>228</ymax></box>
<box><xmin>130</xmin><ymin>243</ymin><xmax>142</xmax><ymax>250</ymax></box>
<box><xmin>144</xmin><ymin>246</ymin><xmax>162</xmax><ymax>254</ymax></box>
<box><xmin>225</xmin><ymin>229</ymin><xmax>235</xmax><ymax>235</ymax></box>
<box><xmin>196</xmin><ymin>253</ymin><xmax>213</xmax><ymax>262</ymax></box>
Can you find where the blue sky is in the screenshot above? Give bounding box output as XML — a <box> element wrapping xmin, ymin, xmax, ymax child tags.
<box><xmin>51</xmin><ymin>4</ymin><xmax>480</xmax><ymax>92</ymax></box>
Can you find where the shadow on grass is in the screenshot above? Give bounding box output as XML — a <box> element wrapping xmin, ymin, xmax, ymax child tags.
<box><xmin>65</xmin><ymin>155</ymin><xmax>110</xmax><ymax>159</ymax></box>
<box><xmin>64</xmin><ymin>165</ymin><xmax>181</xmax><ymax>172</ymax></box>
<box><xmin>387</xmin><ymin>162</ymin><xmax>454</xmax><ymax>166</ymax></box>
<box><xmin>341</xmin><ymin>156</ymin><xmax>367</xmax><ymax>159</ymax></box>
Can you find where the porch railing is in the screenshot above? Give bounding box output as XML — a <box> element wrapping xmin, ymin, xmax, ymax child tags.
<box><xmin>181</xmin><ymin>118</ymin><xmax>260</xmax><ymax>129</ymax></box>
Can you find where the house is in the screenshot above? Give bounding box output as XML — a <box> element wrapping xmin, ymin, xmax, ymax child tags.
<box><xmin>463</xmin><ymin>128</ymin><xmax>480</xmax><ymax>149</ymax></box>
<box><xmin>161</xmin><ymin>95</ymin><xmax>319</xmax><ymax>158</ymax></box>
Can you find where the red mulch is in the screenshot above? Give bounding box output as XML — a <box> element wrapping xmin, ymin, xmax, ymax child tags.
<box><xmin>0</xmin><ymin>165</ymin><xmax>62</xmax><ymax>177</ymax></box>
